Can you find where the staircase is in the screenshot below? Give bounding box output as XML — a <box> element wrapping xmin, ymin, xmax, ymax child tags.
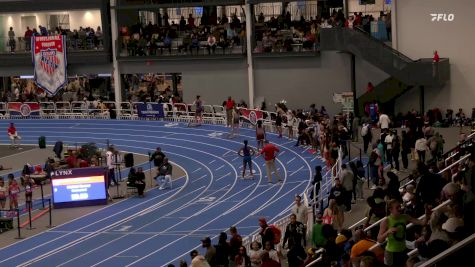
<box><xmin>320</xmin><ymin>27</ymin><xmax>450</xmax><ymax>112</ymax></box>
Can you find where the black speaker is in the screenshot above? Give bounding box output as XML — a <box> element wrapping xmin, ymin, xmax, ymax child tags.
<box><xmin>124</xmin><ymin>153</ymin><xmax>134</xmax><ymax>167</ymax></box>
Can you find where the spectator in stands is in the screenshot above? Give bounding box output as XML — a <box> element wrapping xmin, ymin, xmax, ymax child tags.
<box><xmin>257</xmin><ymin>140</ymin><xmax>282</xmax><ymax>184</ymax></box>
<box><xmin>7</xmin><ymin>122</ymin><xmax>21</xmax><ymax>148</ymax></box>
<box><xmin>385</xmin><ymin>130</ymin><xmax>395</xmax><ymax>169</ymax></box>
<box><xmin>291</xmin><ymin>195</ymin><xmax>308</xmax><ymax>224</ymax></box>
<box><xmin>361</xmin><ymin>122</ymin><xmax>372</xmax><ymax>154</ymax></box>
<box><xmin>206</xmin><ymin>34</ymin><xmax>217</xmax><ymax>54</ymax></box>
<box><xmin>415</xmin><ymin>134</ymin><xmax>428</xmax><ymax>162</ymax></box>
<box><xmin>365</xmin><ymin>188</ymin><xmax>387</xmax><ymax>239</ymax></box>
<box><xmin>350</xmin><ymin>229</ymin><xmax>384</xmax><ymax>266</ymax></box>
<box><xmin>214</xmin><ymin>232</ymin><xmax>230</xmax><ymax>267</ymax></box>
<box><xmin>378</xmin><ymin>199</ymin><xmax>431</xmax><ymax>267</ymax></box>
<box><xmin>311</xmin><ymin>214</ymin><xmax>326</xmax><ymax>247</ymax></box>
<box><xmin>387</xmin><ymin>171</ymin><xmax>401</xmax><ymax>201</ymax></box>
<box><xmin>234</xmin><ymin>246</ymin><xmax>251</xmax><ymax>267</ymax></box>
<box><xmin>339</xmin><ymin>164</ymin><xmax>354</xmax><ymax>212</ymax></box>
<box><xmin>24</xmin><ymin>26</ymin><xmax>33</xmax><ymax>51</ymax></box>
<box><xmin>283</xmin><ymin>213</ymin><xmax>306</xmax><ymax>267</ymax></box>
<box><xmin>226</xmin><ymin>226</ymin><xmax>242</xmax><ymax>264</ymax></box>
<box><xmin>8</xmin><ymin>27</ymin><xmax>15</xmax><ymax>53</ymax></box>
<box><xmin>260</xmin><ymin>251</ymin><xmax>280</xmax><ymax>267</ymax></box>
<box><xmin>249</xmin><ymin>241</ymin><xmax>262</xmax><ymax>267</ymax></box>
<box><xmin>262</xmin><ymin>241</ymin><xmax>280</xmax><ymax>263</ymax></box>
<box><xmin>309</xmin><ymin>165</ymin><xmax>322</xmax><ymax>201</ymax></box>
<box><xmin>329</xmin><ymin>180</ymin><xmax>346</xmax><ymax>231</ymax></box>
<box><xmin>200</xmin><ymin>237</ymin><xmax>216</xmax><ymax>266</ymax></box>
<box><xmin>188</xmin><ymin>14</ymin><xmax>195</xmax><ymax>28</ymax></box>
<box><xmin>258</xmin><ymin>218</ymin><xmax>275</xmax><ymax>248</ymax></box>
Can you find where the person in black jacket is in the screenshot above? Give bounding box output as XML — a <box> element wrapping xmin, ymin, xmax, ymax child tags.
<box><xmin>401</xmin><ymin>130</ymin><xmax>411</xmax><ymax>169</ymax></box>
<box><xmin>283</xmin><ymin>214</ymin><xmax>307</xmax><ymax>267</ymax></box>
<box><xmin>309</xmin><ymin>166</ymin><xmax>322</xmax><ymax>201</ymax></box>
<box><xmin>258</xmin><ymin>217</ymin><xmax>275</xmax><ymax>249</ymax></box>
<box><xmin>214</xmin><ymin>232</ymin><xmax>230</xmax><ymax>267</ymax></box>
<box><xmin>150</xmin><ymin>147</ymin><xmax>166</xmax><ymax>168</ymax></box>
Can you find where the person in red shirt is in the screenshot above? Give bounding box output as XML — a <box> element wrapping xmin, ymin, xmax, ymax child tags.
<box><xmin>258</xmin><ymin>141</ymin><xmax>282</xmax><ymax>183</ymax></box>
<box><xmin>433</xmin><ymin>50</ymin><xmax>440</xmax><ymax>62</ymax></box>
<box><xmin>225</xmin><ymin>96</ymin><xmax>235</xmax><ymax>127</ymax></box>
<box><xmin>7</xmin><ymin>122</ymin><xmax>21</xmax><ymax>148</ymax></box>
<box><xmin>260</xmin><ymin>251</ymin><xmax>280</xmax><ymax>267</ymax></box>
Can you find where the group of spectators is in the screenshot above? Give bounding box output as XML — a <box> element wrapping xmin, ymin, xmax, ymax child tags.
<box><xmin>6</xmin><ymin>25</ymin><xmax>103</xmax><ymax>53</ymax></box>
<box><xmin>121</xmin><ymin>12</ymin><xmax>245</xmax><ymax>56</ymax></box>
<box><xmin>174</xmin><ymin>195</ymin><xmax>312</xmax><ymax>267</ymax></box>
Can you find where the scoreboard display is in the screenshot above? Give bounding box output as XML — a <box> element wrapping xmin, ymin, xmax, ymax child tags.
<box><xmin>51</xmin><ymin>167</ymin><xmax>108</xmax><ymax>208</ymax></box>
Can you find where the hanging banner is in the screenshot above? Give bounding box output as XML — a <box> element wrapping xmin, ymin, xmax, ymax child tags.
<box><xmin>32</xmin><ymin>35</ymin><xmax>67</xmax><ymax>96</ymax></box>
<box><xmin>239</xmin><ymin>108</ymin><xmax>263</xmax><ymax>125</ymax></box>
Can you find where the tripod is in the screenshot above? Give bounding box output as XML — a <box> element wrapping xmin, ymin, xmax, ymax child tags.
<box><xmin>112</xmin><ymin>153</ymin><xmax>124</xmax><ymax>199</ymax></box>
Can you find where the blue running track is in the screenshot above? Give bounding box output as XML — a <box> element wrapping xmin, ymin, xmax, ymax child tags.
<box><xmin>0</xmin><ymin>120</ymin><xmax>324</xmax><ymax>267</ymax></box>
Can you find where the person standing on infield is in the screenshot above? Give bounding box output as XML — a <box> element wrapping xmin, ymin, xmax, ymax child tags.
<box><xmin>257</xmin><ymin>140</ymin><xmax>282</xmax><ymax>184</ymax></box>
<box><xmin>238</xmin><ymin>140</ymin><xmax>255</xmax><ymax>179</ymax></box>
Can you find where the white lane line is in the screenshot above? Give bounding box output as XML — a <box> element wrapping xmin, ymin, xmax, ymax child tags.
<box><xmin>11</xmin><ymin>122</ymin><xmax>317</xmax><ymax>266</ymax></box>
<box><xmin>209</xmin><ymin>160</ymin><xmax>216</xmax><ymax>164</ymax></box>
<box><xmin>289</xmin><ymin>166</ymin><xmax>304</xmax><ymax>177</ymax></box>
<box><xmin>216</xmin><ymin>173</ymin><xmax>231</xmax><ymax>181</ymax></box>
<box><xmin>192</xmin><ymin>168</ymin><xmax>202</xmax><ymax>173</ymax></box>
<box><xmin>288</xmin><ymin>157</ymin><xmax>296</xmax><ymax>164</ymax></box>
<box><xmin>215</xmin><ymin>165</ymin><xmax>225</xmax><ymax>171</ymax></box>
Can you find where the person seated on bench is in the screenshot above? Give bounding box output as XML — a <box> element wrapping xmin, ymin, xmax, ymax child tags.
<box><xmin>127</xmin><ymin>167</ymin><xmax>146</xmax><ymax>197</ymax></box>
<box><xmin>7</xmin><ymin>123</ymin><xmax>21</xmax><ymax>149</ymax></box>
<box><xmin>154</xmin><ymin>157</ymin><xmax>172</xmax><ymax>190</ymax></box>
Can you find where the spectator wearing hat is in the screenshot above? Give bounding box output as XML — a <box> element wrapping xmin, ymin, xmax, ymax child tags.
<box><xmin>350</xmin><ymin>229</ymin><xmax>384</xmax><ymax>266</ymax></box>
<box><xmin>200</xmin><ymin>237</ymin><xmax>216</xmax><ymax>266</ymax></box>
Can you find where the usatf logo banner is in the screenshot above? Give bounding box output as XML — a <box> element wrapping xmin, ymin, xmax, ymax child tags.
<box><xmin>32</xmin><ymin>35</ymin><xmax>67</xmax><ymax>96</ymax></box>
<box><xmin>239</xmin><ymin>108</ymin><xmax>263</xmax><ymax>125</ymax></box>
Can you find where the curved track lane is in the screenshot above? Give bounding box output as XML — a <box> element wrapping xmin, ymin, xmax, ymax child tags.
<box><xmin>0</xmin><ymin>120</ymin><xmax>323</xmax><ymax>267</ymax></box>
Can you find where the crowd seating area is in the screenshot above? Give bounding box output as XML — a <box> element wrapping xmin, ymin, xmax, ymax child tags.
<box><xmin>4</xmin><ymin>25</ymin><xmax>103</xmax><ymax>53</ymax></box>
<box><xmin>119</xmin><ymin>14</ymin><xmax>246</xmax><ymax>57</ymax></box>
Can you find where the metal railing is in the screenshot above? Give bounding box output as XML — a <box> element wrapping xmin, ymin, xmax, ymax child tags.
<box><xmin>320</xmin><ymin>27</ymin><xmax>450</xmax><ymax>86</ymax></box>
<box><xmin>417</xmin><ymin>232</ymin><xmax>475</xmax><ymax>267</ymax></box>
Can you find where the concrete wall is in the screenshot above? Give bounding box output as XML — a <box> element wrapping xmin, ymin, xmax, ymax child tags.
<box><xmin>119</xmin><ymin>52</ymin><xmax>354</xmax><ymax>112</ymax></box>
<box><xmin>0</xmin><ymin>9</ymin><xmax>102</xmax><ymax>38</ymax></box>
<box><xmin>253</xmin><ymin>52</ymin><xmax>351</xmax><ymax>115</ymax></box>
<box><xmin>394</xmin><ymin>0</ymin><xmax>475</xmax><ymax>114</ymax></box>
